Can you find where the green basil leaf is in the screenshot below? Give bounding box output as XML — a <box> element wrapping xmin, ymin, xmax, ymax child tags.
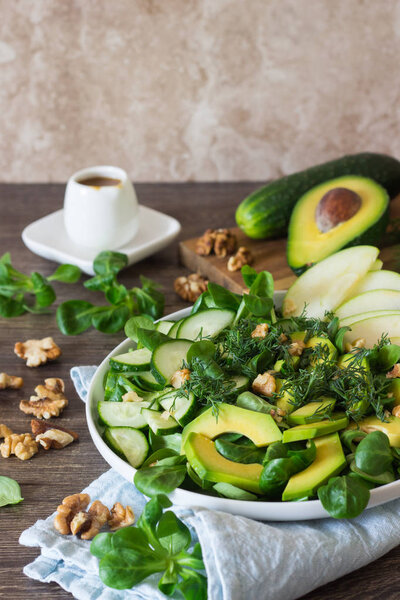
<box><xmin>178</xmin><ymin>570</ymin><xmax>208</xmax><ymax>600</ymax></box>
<box><xmin>30</xmin><ymin>272</ymin><xmax>56</xmax><ymax>308</ymax></box>
<box><xmin>340</xmin><ymin>429</ymin><xmax>367</xmax><ymax>453</ymax></box>
<box><xmin>92</xmin><ymin>305</ymin><xmax>130</xmax><ymax>333</ymax></box>
<box><xmin>243</xmin><ymin>294</ymin><xmax>273</xmax><ymax>318</ymax></box>
<box><xmin>90</xmin><ymin>532</ymin><xmax>114</xmax><ymax>558</ymax></box>
<box><xmin>206</xmin><ymin>282</ymin><xmax>241</xmax><ymax>311</ymax></box>
<box><xmin>148</xmin><ymin>431</ymin><xmax>182</xmax><ymax>453</ymax></box>
<box><xmin>137</xmin><ymin>328</ymin><xmax>170</xmax><ymax>351</ymax></box>
<box><xmin>317</xmin><ymin>475</ymin><xmax>370</xmax><ymax>519</ymax></box>
<box><xmin>191</xmin><ymin>291</ymin><xmax>211</xmax><ymax>314</ymax></box>
<box><xmin>373</xmin><ymin>344</ymin><xmax>400</xmax><ymax>371</ymax></box>
<box><xmin>125</xmin><ymin>315</ymin><xmax>154</xmax><ymax>341</ymax></box>
<box><xmin>156</xmin><ymin>510</ymin><xmax>191</xmax><ymax>554</ymax></box>
<box><xmin>48</xmin><ymin>264</ymin><xmax>81</xmax><ymax>283</ymax></box>
<box><xmin>112</xmin><ymin>526</ymin><xmax>152</xmax><ymax>554</ymax></box>
<box><xmin>134</xmin><ymin>464</ymin><xmax>187</xmax><ymax>497</ymax></box>
<box><xmin>249</xmin><ymin>271</ymin><xmax>274</xmax><ymax>299</ymax></box>
<box><xmin>0</xmin><ymin>476</ymin><xmax>23</xmax><ymax>507</ymax></box>
<box><xmin>99</xmin><ymin>549</ymin><xmax>164</xmax><ymax>589</ymax></box>
<box><xmin>259</xmin><ymin>458</ymin><xmax>298</xmax><ymax>497</ymax></box>
<box><xmin>215</xmin><ymin>438</ymin><xmax>265</xmax><ymax>464</ymax></box>
<box><xmin>133</xmin><ymin>287</ymin><xmax>164</xmax><ymax>320</ymax></box>
<box><xmin>264</xmin><ymin>441</ymin><xmax>288</xmax><ymax>463</ymax></box>
<box><xmin>327</xmin><ymin>316</ymin><xmax>340</xmax><ymax>341</ymax></box>
<box><xmin>105</xmin><ymin>283</ymin><xmax>128</xmax><ymax>305</ymax></box>
<box><xmin>287</xmin><ymin>440</ymin><xmax>316</xmax><ymax>470</ymax></box>
<box><xmin>84</xmin><ymin>273</ymin><xmax>115</xmax><ymax>292</ymax></box>
<box><xmin>93</xmin><ymin>251</ymin><xmax>128</xmax><ymax>276</ymax></box>
<box><xmin>141</xmin><ymin>448</ymin><xmax>179</xmax><ymax>468</ymax></box>
<box><xmin>56</xmin><ymin>300</ymin><xmax>96</xmax><ymax>334</ymax></box>
<box><xmin>0</xmin><ymin>294</ymin><xmax>25</xmax><ymax>317</ymax></box>
<box><xmin>354</xmin><ymin>431</ymin><xmax>393</xmax><ymax>476</ymax></box>
<box><xmin>241</xmin><ymin>265</ymin><xmax>258</xmax><ymax>289</ymax></box>
<box><xmin>187</xmin><ymin>340</ymin><xmax>216</xmax><ymax>364</ymax></box>
<box><xmin>158</xmin><ymin>564</ymin><xmax>179</xmax><ymax>595</ymax></box>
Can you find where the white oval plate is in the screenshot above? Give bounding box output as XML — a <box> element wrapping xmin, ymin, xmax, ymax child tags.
<box><xmin>86</xmin><ymin>292</ymin><xmax>400</xmax><ymax>520</ymax></box>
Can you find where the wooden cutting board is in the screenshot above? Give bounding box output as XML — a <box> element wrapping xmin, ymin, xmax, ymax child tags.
<box><xmin>179</xmin><ymin>196</ymin><xmax>400</xmax><ymax>293</ymax></box>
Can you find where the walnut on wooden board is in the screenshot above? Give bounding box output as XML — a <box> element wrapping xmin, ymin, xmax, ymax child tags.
<box><xmin>0</xmin><ymin>372</ymin><xmax>23</xmax><ymax>389</ymax></box>
<box><xmin>174</xmin><ymin>273</ymin><xmax>208</xmax><ymax>302</ymax></box>
<box><xmin>195</xmin><ymin>228</ymin><xmax>237</xmax><ymax>258</ymax></box>
<box><xmin>227</xmin><ymin>246</ymin><xmax>253</xmax><ymax>272</ymax></box>
<box><xmin>0</xmin><ymin>424</ymin><xmax>13</xmax><ymax>438</ymax></box>
<box><xmin>31</xmin><ymin>419</ymin><xmax>78</xmax><ymax>450</ymax></box>
<box><xmin>20</xmin><ymin>378</ymin><xmax>68</xmax><ymax>419</ymax></box>
<box><xmin>0</xmin><ymin>433</ymin><xmax>38</xmax><ymax>460</ymax></box>
<box><xmin>14</xmin><ymin>336</ymin><xmax>61</xmax><ymax>367</ymax></box>
<box><xmin>108</xmin><ymin>502</ymin><xmax>135</xmax><ymax>530</ymax></box>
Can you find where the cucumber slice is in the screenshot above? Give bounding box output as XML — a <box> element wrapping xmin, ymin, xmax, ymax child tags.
<box><xmin>98</xmin><ymin>400</ymin><xmax>152</xmax><ymax>428</ymax></box>
<box><xmin>142</xmin><ymin>408</ymin><xmax>180</xmax><ymax>435</ymax></box>
<box><xmin>104</xmin><ymin>427</ymin><xmax>148</xmax><ymax>468</ymax></box>
<box><xmin>133</xmin><ymin>371</ymin><xmax>165</xmax><ymax>391</ymax></box>
<box><xmin>155</xmin><ymin>320</ymin><xmax>175</xmax><ymax>334</ymax></box>
<box><xmin>213</xmin><ymin>482</ymin><xmax>257</xmax><ymax>500</ymax></box>
<box><xmin>168</xmin><ymin>320</ymin><xmax>183</xmax><ymax>339</ymax></box>
<box><xmin>151</xmin><ymin>339</ymin><xmax>193</xmax><ymax>384</ymax></box>
<box><xmin>110</xmin><ymin>348</ymin><xmax>152</xmax><ymax>372</ymax></box>
<box><xmin>231</xmin><ymin>374</ymin><xmax>250</xmax><ymax>393</ymax></box>
<box><xmin>159</xmin><ymin>390</ymin><xmax>197</xmax><ymax>426</ymax></box>
<box><xmin>176</xmin><ymin>308</ymin><xmax>235</xmax><ymax>340</ymax></box>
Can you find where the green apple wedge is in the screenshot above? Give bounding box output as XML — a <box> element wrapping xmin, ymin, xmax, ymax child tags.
<box><xmin>340</xmin><ymin>310</ymin><xmax>400</xmax><ymax>328</ymax></box>
<box><xmin>282</xmin><ymin>246</ymin><xmax>380</xmax><ymax>319</ymax></box>
<box><xmin>350</xmin><ymin>269</ymin><xmax>400</xmax><ymax>295</ymax></box>
<box><xmin>335</xmin><ymin>289</ymin><xmax>400</xmax><ymax>320</ymax></box>
<box><xmin>343</xmin><ymin>314</ymin><xmax>400</xmax><ymax>348</ymax></box>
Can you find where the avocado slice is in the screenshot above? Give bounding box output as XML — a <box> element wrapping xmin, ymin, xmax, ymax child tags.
<box><xmin>275</xmin><ymin>378</ymin><xmax>296</xmax><ymax>414</ymax></box>
<box><xmin>347</xmin><ymin>415</ymin><xmax>400</xmax><ymax>447</ymax></box>
<box><xmin>287</xmin><ymin>175</ymin><xmax>389</xmax><ymax>274</ymax></box>
<box><xmin>184</xmin><ymin>432</ymin><xmax>263</xmax><ymax>493</ymax></box>
<box><xmin>287</xmin><ymin>398</ymin><xmax>336</xmax><ymax>426</ymax></box>
<box><xmin>282</xmin><ymin>413</ymin><xmax>349</xmax><ymax>443</ymax></box>
<box><xmin>389</xmin><ymin>379</ymin><xmax>400</xmax><ymax>404</ymax></box>
<box><xmin>181</xmin><ymin>403</ymin><xmax>282</xmax><ymax>452</ymax></box>
<box><xmin>290</xmin><ymin>332</ymin><xmax>338</xmax><ymax>364</ymax></box>
<box><xmin>282</xmin><ymin>433</ymin><xmax>346</xmax><ymax>501</ymax></box>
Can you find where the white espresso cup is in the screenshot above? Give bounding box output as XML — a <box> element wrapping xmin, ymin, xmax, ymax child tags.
<box><xmin>64</xmin><ymin>165</ymin><xmax>139</xmax><ymax>251</ymax></box>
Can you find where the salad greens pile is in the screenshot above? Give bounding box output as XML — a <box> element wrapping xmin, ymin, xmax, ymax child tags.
<box><xmin>98</xmin><ymin>265</ymin><xmax>400</xmax><ymax>521</ymax></box>
<box><xmin>0</xmin><ymin>476</ymin><xmax>23</xmax><ymax>507</ymax></box>
<box><xmin>90</xmin><ymin>494</ymin><xmax>206</xmax><ymax>598</ymax></box>
<box><xmin>0</xmin><ymin>250</ymin><xmax>165</xmax><ymax>335</ymax></box>
<box><xmin>0</xmin><ymin>252</ymin><xmax>80</xmax><ymax>317</ymax></box>
<box><xmin>57</xmin><ymin>251</ymin><xmax>164</xmax><ymax>334</ymax></box>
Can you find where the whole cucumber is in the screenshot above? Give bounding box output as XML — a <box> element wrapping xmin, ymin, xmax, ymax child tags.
<box><xmin>235</xmin><ymin>153</ymin><xmax>400</xmax><ymax>239</ymax></box>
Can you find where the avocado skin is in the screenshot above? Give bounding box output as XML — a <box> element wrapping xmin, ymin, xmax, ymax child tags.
<box><xmin>236</xmin><ymin>153</ymin><xmax>400</xmax><ymax>240</ymax></box>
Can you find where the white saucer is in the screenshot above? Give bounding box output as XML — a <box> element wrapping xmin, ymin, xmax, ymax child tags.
<box><xmin>22</xmin><ymin>206</ymin><xmax>181</xmax><ymax>275</ymax></box>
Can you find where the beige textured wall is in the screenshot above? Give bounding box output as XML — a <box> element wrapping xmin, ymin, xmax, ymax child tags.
<box><xmin>1</xmin><ymin>0</ymin><xmax>400</xmax><ymax>183</ymax></box>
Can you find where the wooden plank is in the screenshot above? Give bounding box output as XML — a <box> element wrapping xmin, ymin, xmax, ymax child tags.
<box><xmin>179</xmin><ymin>195</ymin><xmax>400</xmax><ymax>292</ymax></box>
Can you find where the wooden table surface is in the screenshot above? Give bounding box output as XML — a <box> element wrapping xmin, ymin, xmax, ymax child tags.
<box><xmin>0</xmin><ymin>183</ymin><xmax>399</xmax><ymax>600</ymax></box>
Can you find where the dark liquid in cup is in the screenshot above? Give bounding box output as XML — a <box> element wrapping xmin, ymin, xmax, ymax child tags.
<box><xmin>78</xmin><ymin>176</ymin><xmax>121</xmax><ymax>187</ymax></box>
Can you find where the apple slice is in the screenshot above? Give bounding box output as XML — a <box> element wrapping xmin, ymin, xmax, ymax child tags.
<box><xmin>350</xmin><ymin>270</ymin><xmax>400</xmax><ymax>296</ymax></box>
<box><xmin>344</xmin><ymin>314</ymin><xmax>400</xmax><ymax>348</ymax></box>
<box><xmin>335</xmin><ymin>290</ymin><xmax>400</xmax><ymax>320</ymax></box>
<box><xmin>340</xmin><ymin>310</ymin><xmax>400</xmax><ymax>327</ymax></box>
<box><xmin>282</xmin><ymin>246</ymin><xmax>379</xmax><ymax>319</ymax></box>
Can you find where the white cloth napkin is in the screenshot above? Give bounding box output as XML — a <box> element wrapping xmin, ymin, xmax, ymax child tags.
<box><xmin>19</xmin><ymin>365</ymin><xmax>400</xmax><ymax>600</ymax></box>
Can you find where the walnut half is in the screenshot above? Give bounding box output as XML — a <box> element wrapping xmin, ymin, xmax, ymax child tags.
<box><xmin>31</xmin><ymin>419</ymin><xmax>78</xmax><ymax>450</ymax></box>
<box><xmin>227</xmin><ymin>246</ymin><xmax>253</xmax><ymax>272</ymax></box>
<box><xmin>0</xmin><ymin>373</ymin><xmax>23</xmax><ymax>389</ymax></box>
<box><xmin>14</xmin><ymin>337</ymin><xmax>61</xmax><ymax>367</ymax></box>
<box><xmin>20</xmin><ymin>378</ymin><xmax>68</xmax><ymax>419</ymax></box>
<box><xmin>0</xmin><ymin>433</ymin><xmax>38</xmax><ymax>460</ymax></box>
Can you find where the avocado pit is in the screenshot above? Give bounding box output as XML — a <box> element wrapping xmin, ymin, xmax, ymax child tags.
<box><xmin>315</xmin><ymin>187</ymin><xmax>362</xmax><ymax>233</ymax></box>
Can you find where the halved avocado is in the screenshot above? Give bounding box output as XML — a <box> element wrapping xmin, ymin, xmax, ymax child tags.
<box><xmin>287</xmin><ymin>175</ymin><xmax>389</xmax><ymax>274</ymax></box>
<box><xmin>184</xmin><ymin>432</ymin><xmax>263</xmax><ymax>493</ymax></box>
